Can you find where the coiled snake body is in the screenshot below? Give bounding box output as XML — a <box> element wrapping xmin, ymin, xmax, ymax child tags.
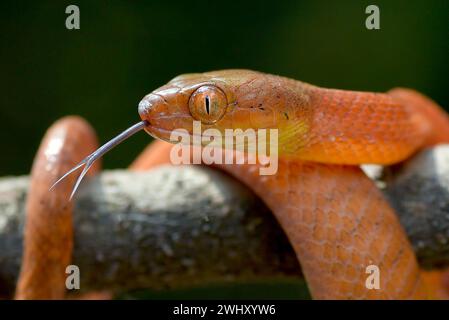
<box><xmin>16</xmin><ymin>70</ymin><xmax>449</xmax><ymax>299</ymax></box>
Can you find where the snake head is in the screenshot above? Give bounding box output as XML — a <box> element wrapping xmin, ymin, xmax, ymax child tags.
<box><xmin>138</xmin><ymin>70</ymin><xmax>300</xmax><ymax>143</ymax></box>
<box><xmin>139</xmin><ymin>69</ymin><xmax>313</xmax><ymax>156</ymax></box>
<box><xmin>139</xmin><ymin>71</ymin><xmax>233</xmax><ymax>142</ymax></box>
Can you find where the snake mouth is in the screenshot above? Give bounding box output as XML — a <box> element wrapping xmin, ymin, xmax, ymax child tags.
<box><xmin>145</xmin><ymin>125</ymin><xmax>211</xmax><ymax>144</ymax></box>
<box><xmin>145</xmin><ymin>125</ymin><xmax>270</xmax><ymax>153</ymax></box>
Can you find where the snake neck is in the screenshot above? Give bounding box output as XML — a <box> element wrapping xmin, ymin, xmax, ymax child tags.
<box><xmin>228</xmin><ymin>73</ymin><xmax>424</xmax><ymax>165</ymax></box>
<box><xmin>285</xmin><ymin>86</ymin><xmax>426</xmax><ymax>165</ymax></box>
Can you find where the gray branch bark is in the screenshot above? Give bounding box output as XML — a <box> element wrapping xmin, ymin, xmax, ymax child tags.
<box><xmin>0</xmin><ymin>166</ymin><xmax>300</xmax><ymax>296</ymax></box>
<box><xmin>0</xmin><ymin>145</ymin><xmax>448</xmax><ymax>296</ymax></box>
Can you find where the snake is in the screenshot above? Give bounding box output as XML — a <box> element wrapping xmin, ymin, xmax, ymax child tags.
<box><xmin>15</xmin><ymin>69</ymin><xmax>449</xmax><ymax>299</ymax></box>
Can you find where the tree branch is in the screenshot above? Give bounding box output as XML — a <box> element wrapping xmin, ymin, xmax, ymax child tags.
<box><xmin>0</xmin><ymin>166</ymin><xmax>300</xmax><ymax>296</ymax></box>
<box><xmin>0</xmin><ymin>145</ymin><xmax>448</xmax><ymax>296</ymax></box>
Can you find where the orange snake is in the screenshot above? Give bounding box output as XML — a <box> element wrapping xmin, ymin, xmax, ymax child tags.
<box><xmin>15</xmin><ymin>70</ymin><xmax>449</xmax><ymax>299</ymax></box>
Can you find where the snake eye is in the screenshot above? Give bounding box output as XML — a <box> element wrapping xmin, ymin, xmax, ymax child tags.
<box><xmin>189</xmin><ymin>85</ymin><xmax>227</xmax><ymax>124</ymax></box>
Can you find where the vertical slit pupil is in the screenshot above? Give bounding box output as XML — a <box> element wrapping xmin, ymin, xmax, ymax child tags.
<box><xmin>205</xmin><ymin>95</ymin><xmax>210</xmax><ymax>115</ymax></box>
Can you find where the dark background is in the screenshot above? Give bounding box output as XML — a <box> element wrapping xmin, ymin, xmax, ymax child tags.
<box><xmin>0</xmin><ymin>0</ymin><xmax>447</xmax><ymax>298</ymax></box>
<box><xmin>0</xmin><ymin>0</ymin><xmax>447</xmax><ymax>176</ymax></box>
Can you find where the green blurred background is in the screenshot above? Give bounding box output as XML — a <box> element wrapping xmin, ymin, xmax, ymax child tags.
<box><xmin>1</xmin><ymin>0</ymin><xmax>447</xmax><ymax>176</ymax></box>
<box><xmin>0</xmin><ymin>0</ymin><xmax>447</xmax><ymax>298</ymax></box>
